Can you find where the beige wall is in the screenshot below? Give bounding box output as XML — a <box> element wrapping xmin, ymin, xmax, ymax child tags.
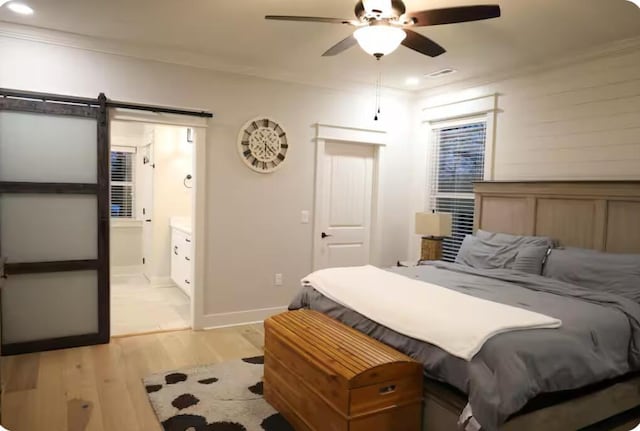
<box><xmin>0</xmin><ymin>35</ymin><xmax>414</xmax><ymax>323</ymax></box>
<box><xmin>110</xmin><ymin>225</ymin><xmax>142</xmax><ymax>269</ymax></box>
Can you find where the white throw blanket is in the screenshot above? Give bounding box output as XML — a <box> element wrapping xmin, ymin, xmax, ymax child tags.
<box><xmin>302</xmin><ymin>265</ymin><xmax>562</xmax><ymax>361</ymax></box>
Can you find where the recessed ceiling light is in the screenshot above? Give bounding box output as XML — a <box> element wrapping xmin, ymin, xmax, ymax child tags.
<box><xmin>425</xmin><ymin>68</ymin><xmax>457</xmax><ymax>79</ymax></box>
<box><xmin>626</xmin><ymin>0</ymin><xmax>640</xmax><ymax>7</ymax></box>
<box><xmin>7</xmin><ymin>2</ymin><xmax>34</xmax><ymax>15</ymax></box>
<box><xmin>405</xmin><ymin>77</ymin><xmax>420</xmax><ymax>86</ymax></box>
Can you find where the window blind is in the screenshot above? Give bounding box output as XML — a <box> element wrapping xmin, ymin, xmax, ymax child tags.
<box><xmin>429</xmin><ymin>121</ymin><xmax>487</xmax><ymax>262</ymax></box>
<box><xmin>110</xmin><ymin>147</ymin><xmax>135</xmax><ymax>218</ymax></box>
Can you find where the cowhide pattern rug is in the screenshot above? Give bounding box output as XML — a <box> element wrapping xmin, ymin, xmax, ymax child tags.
<box><xmin>143</xmin><ymin>355</ymin><xmax>294</xmax><ymax>431</ymax></box>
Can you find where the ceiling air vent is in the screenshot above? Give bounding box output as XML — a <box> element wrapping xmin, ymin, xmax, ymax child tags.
<box><xmin>425</xmin><ymin>68</ymin><xmax>457</xmax><ymax>79</ymax></box>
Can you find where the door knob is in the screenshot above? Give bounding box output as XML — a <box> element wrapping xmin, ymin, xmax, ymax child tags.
<box><xmin>321</xmin><ymin>232</ymin><xmax>332</xmax><ymax>239</ymax></box>
<box><xmin>145</xmin><ymin>219</ymin><xmax>152</xmax><ymax>222</ymax></box>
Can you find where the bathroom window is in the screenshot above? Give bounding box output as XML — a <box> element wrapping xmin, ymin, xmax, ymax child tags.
<box><xmin>110</xmin><ymin>147</ymin><xmax>136</xmax><ymax>218</ymax></box>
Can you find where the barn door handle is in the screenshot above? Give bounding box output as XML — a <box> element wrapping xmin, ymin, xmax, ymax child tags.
<box><xmin>321</xmin><ymin>232</ymin><xmax>332</xmax><ymax>239</ymax></box>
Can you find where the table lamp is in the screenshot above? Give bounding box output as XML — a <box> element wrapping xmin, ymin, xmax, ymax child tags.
<box><xmin>415</xmin><ymin>211</ymin><xmax>452</xmax><ymax>261</ymax></box>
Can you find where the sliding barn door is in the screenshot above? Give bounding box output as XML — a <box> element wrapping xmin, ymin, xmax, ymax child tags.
<box><xmin>0</xmin><ymin>91</ymin><xmax>110</xmax><ymax>355</ymax></box>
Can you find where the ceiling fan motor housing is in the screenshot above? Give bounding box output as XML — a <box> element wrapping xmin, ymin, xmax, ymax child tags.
<box><xmin>355</xmin><ymin>0</ymin><xmax>406</xmax><ymax>21</ymax></box>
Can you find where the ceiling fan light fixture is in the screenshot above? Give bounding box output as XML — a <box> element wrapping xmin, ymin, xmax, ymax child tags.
<box><xmin>354</xmin><ymin>25</ymin><xmax>406</xmax><ymax>58</ymax></box>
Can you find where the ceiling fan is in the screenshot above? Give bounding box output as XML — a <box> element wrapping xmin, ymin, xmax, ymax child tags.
<box><xmin>266</xmin><ymin>0</ymin><xmax>500</xmax><ymax>59</ymax></box>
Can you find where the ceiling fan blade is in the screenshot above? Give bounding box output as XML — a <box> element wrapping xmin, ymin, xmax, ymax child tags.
<box><xmin>322</xmin><ymin>35</ymin><xmax>358</xmax><ymax>56</ymax></box>
<box><xmin>408</xmin><ymin>5</ymin><xmax>501</xmax><ymax>26</ymax></box>
<box><xmin>402</xmin><ymin>30</ymin><xmax>446</xmax><ymax>57</ymax></box>
<box><xmin>265</xmin><ymin>15</ymin><xmax>358</xmax><ymax>26</ymax></box>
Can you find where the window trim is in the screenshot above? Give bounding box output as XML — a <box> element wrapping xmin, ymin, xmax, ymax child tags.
<box><xmin>408</xmin><ymin>93</ymin><xmax>499</xmax><ymax>262</ymax></box>
<box><xmin>110</xmin><ymin>146</ymin><xmax>136</xmax><ymax>219</ymax></box>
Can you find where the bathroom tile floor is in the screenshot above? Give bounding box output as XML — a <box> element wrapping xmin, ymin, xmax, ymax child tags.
<box><xmin>111</xmin><ymin>274</ymin><xmax>190</xmax><ymax>336</ymax></box>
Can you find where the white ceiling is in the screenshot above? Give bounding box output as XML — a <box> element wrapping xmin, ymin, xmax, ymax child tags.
<box><xmin>1</xmin><ymin>0</ymin><xmax>639</xmax><ymax>91</ymax></box>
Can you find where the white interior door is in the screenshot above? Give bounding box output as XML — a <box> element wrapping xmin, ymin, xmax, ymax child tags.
<box><xmin>140</xmin><ymin>142</ymin><xmax>154</xmax><ymax>279</ymax></box>
<box><xmin>315</xmin><ymin>142</ymin><xmax>375</xmax><ymax>269</ymax></box>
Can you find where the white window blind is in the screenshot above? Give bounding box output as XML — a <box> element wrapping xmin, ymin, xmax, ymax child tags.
<box><xmin>110</xmin><ymin>147</ymin><xmax>135</xmax><ymax>218</ymax></box>
<box><xmin>429</xmin><ymin>121</ymin><xmax>487</xmax><ymax>262</ymax></box>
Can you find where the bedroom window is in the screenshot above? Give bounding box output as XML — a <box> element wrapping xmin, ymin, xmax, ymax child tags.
<box><xmin>429</xmin><ymin>120</ymin><xmax>487</xmax><ymax>261</ymax></box>
<box><xmin>110</xmin><ymin>147</ymin><xmax>136</xmax><ymax>218</ymax></box>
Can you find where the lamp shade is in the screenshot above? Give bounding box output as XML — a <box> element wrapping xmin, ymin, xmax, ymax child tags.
<box><xmin>354</xmin><ymin>25</ymin><xmax>406</xmax><ymax>57</ymax></box>
<box><xmin>415</xmin><ymin>212</ymin><xmax>452</xmax><ymax>237</ymax></box>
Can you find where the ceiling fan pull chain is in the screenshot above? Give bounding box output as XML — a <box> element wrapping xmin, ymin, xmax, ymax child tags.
<box><xmin>378</xmin><ymin>70</ymin><xmax>382</xmax><ymax>114</ymax></box>
<box><xmin>374</xmin><ymin>70</ymin><xmax>382</xmax><ymax>121</ymax></box>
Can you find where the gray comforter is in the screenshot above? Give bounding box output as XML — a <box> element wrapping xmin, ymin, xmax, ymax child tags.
<box><xmin>289</xmin><ymin>262</ymin><xmax>640</xmax><ymax>431</ymax></box>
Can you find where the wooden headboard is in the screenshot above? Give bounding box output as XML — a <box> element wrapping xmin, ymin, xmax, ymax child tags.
<box><xmin>474</xmin><ymin>181</ymin><xmax>640</xmax><ymax>253</ymax></box>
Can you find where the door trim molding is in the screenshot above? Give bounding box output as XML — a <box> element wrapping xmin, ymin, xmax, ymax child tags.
<box><xmin>315</xmin><ymin>123</ymin><xmax>387</xmax><ymax>146</ymax></box>
<box><xmin>312</xmin><ymin>123</ymin><xmax>387</xmax><ymax>271</ymax></box>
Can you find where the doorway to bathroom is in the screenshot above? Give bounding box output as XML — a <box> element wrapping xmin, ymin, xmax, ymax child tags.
<box><xmin>109</xmin><ymin>120</ymin><xmax>196</xmax><ymax>336</ymax></box>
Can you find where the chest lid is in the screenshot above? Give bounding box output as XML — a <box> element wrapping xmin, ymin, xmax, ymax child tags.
<box><xmin>265</xmin><ymin>310</ymin><xmax>422</xmax><ymax>388</ymax></box>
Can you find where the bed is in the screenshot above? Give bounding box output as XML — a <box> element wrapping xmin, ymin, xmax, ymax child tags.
<box><xmin>291</xmin><ymin>181</ymin><xmax>640</xmax><ymax>431</ymax></box>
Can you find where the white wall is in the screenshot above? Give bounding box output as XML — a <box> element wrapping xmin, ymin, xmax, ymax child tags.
<box><xmin>0</xmin><ymin>35</ymin><xmax>413</xmax><ymax>323</ymax></box>
<box><xmin>407</xmin><ymin>41</ymin><xmax>640</xmax><ymax>260</ymax></box>
<box><xmin>149</xmin><ymin>125</ymin><xmax>192</xmax><ymax>280</ymax></box>
<box><xmin>415</xmin><ymin>43</ymin><xmax>640</xmax><ymax>180</ymax></box>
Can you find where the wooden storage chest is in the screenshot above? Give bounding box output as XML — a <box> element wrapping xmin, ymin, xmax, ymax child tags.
<box><xmin>264</xmin><ymin>310</ymin><xmax>423</xmax><ymax>431</ymax></box>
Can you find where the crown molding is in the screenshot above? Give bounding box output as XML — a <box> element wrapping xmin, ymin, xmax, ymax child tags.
<box><xmin>418</xmin><ymin>36</ymin><xmax>640</xmax><ymax>98</ymax></box>
<box><xmin>0</xmin><ymin>21</ymin><xmax>412</xmax><ymax>99</ymax></box>
<box><xmin>3</xmin><ymin>20</ymin><xmax>638</xmax><ymax>100</ymax></box>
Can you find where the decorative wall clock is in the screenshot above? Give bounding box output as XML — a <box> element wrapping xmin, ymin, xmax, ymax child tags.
<box><xmin>237</xmin><ymin>117</ymin><xmax>288</xmax><ymax>173</ymax></box>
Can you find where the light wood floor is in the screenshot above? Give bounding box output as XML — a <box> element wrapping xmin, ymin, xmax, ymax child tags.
<box><xmin>1</xmin><ymin>324</ymin><xmax>265</xmax><ymax>431</ymax></box>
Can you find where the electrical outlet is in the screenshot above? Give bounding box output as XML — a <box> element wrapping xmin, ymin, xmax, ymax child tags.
<box><xmin>274</xmin><ymin>273</ymin><xmax>283</xmax><ymax>286</ymax></box>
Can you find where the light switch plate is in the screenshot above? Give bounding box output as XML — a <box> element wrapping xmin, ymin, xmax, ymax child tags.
<box><xmin>301</xmin><ymin>210</ymin><xmax>310</xmax><ymax>224</ymax></box>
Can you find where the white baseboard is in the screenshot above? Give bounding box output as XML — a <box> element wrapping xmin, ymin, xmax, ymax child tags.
<box><xmin>201</xmin><ymin>306</ymin><xmax>287</xmax><ymax>329</ymax></box>
<box><xmin>111</xmin><ymin>265</ymin><xmax>143</xmax><ymax>276</ymax></box>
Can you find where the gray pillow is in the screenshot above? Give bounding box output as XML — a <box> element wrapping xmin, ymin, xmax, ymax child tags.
<box><xmin>476</xmin><ymin>230</ymin><xmax>555</xmax><ymax>248</ymax></box>
<box><xmin>513</xmin><ymin>245</ymin><xmax>551</xmax><ymax>275</ymax></box>
<box><xmin>456</xmin><ymin>231</ymin><xmax>555</xmax><ymax>270</ymax></box>
<box><xmin>543</xmin><ymin>248</ymin><xmax>640</xmax><ymax>302</ymax></box>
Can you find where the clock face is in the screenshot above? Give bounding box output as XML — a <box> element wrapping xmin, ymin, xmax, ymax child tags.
<box><xmin>237</xmin><ymin>118</ymin><xmax>288</xmax><ymax>173</ymax></box>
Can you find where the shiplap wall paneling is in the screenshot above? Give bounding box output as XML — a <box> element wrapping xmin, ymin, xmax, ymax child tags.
<box><xmin>495</xmin><ymin>49</ymin><xmax>640</xmax><ymax>180</ymax></box>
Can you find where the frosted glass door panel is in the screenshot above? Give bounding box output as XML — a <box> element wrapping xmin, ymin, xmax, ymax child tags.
<box><xmin>1</xmin><ymin>194</ymin><xmax>97</xmax><ymax>262</ymax></box>
<box><xmin>0</xmin><ymin>111</ymin><xmax>97</xmax><ymax>183</ymax></box>
<box><xmin>2</xmin><ymin>271</ymin><xmax>98</xmax><ymax>343</ymax></box>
